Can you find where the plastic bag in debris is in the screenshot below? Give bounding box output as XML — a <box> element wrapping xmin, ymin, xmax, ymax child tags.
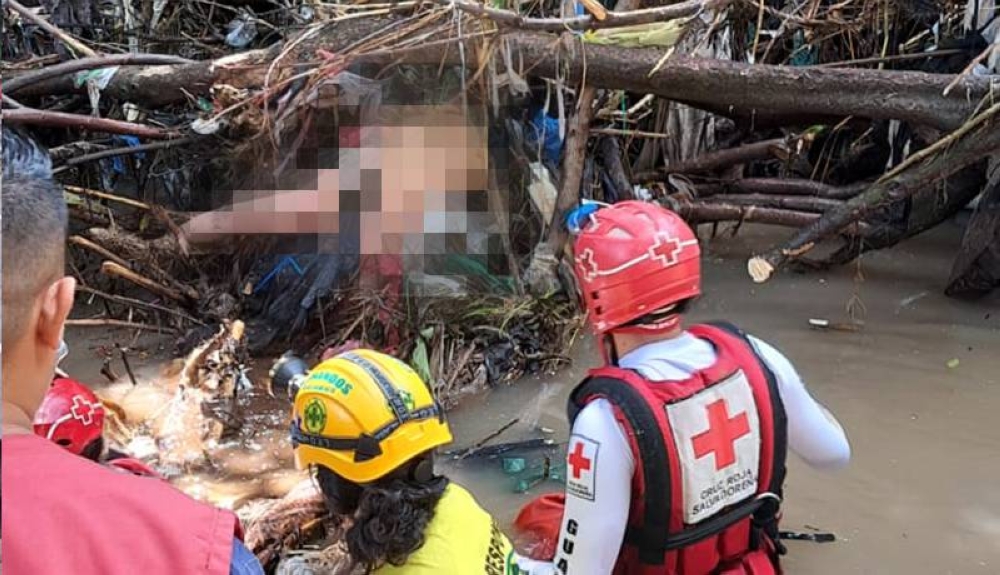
<box><xmin>526</xmin><ymin>108</ymin><xmax>564</xmax><ymax>167</ymax></box>
<box><xmin>513</xmin><ymin>493</ymin><xmax>565</xmax><ymax>561</ymax></box>
<box><xmin>311</xmin><ymin>71</ymin><xmax>384</xmax><ymax>122</ymax></box>
<box><xmin>226</xmin><ymin>12</ymin><xmax>258</xmax><ymax>49</ymax></box>
<box><xmin>247</xmin><ymin>215</ymin><xmax>362</xmax><ymax>350</ymax></box>
<box><xmin>528</xmin><ymin>162</ymin><xmax>558</xmax><ymax>225</ymax></box>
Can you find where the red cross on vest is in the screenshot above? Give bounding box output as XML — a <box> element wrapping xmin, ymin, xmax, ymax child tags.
<box><xmin>692</xmin><ymin>399</ymin><xmax>751</xmax><ymax>470</ymax></box>
<box><xmin>70</xmin><ymin>395</ymin><xmax>99</xmax><ymax>426</ymax></box>
<box><xmin>568</xmin><ymin>441</ymin><xmax>593</xmax><ymax>479</ymax></box>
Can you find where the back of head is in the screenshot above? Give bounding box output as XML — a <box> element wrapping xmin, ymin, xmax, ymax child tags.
<box><xmin>2</xmin><ymin>127</ymin><xmax>66</xmax><ymax>351</ymax></box>
<box><xmin>2</xmin><ymin>125</ymin><xmax>53</xmax><ymax>181</ymax></box>
<box><xmin>571</xmin><ymin>200</ymin><xmax>701</xmax><ymax>335</ymax></box>
<box><xmin>290</xmin><ymin>349</ymin><xmax>452</xmax><ymax>484</ymax></box>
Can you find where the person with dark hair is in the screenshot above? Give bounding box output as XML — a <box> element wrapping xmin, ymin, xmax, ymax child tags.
<box><xmin>287</xmin><ymin>349</ymin><xmax>545</xmax><ymax>574</ymax></box>
<box><xmin>1</xmin><ymin>126</ymin><xmax>264</xmax><ymax>575</ymax></box>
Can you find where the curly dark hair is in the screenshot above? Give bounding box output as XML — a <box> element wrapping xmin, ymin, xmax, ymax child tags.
<box><xmin>315</xmin><ymin>465</ymin><xmax>450</xmax><ymax>574</ymax></box>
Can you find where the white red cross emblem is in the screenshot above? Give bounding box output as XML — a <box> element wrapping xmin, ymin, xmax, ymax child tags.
<box><xmin>575</xmin><ymin>233</ymin><xmax>698</xmax><ymax>283</ymax></box>
<box><xmin>70</xmin><ymin>395</ymin><xmax>101</xmax><ymax>426</ymax></box>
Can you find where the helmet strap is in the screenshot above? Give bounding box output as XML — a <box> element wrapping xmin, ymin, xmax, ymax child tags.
<box><xmin>611</xmin><ymin>313</ymin><xmax>681</xmax><ymax>336</ymax></box>
<box><xmin>600</xmin><ymin>334</ymin><xmax>619</xmax><ymax>367</ymax></box>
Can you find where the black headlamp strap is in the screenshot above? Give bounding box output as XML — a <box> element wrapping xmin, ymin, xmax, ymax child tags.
<box><xmin>292</xmin><ymin>404</ymin><xmax>443</xmax><ymax>462</ymax></box>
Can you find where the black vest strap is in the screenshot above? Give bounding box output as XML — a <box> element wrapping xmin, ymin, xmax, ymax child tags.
<box><xmin>568</xmin><ymin>375</ymin><xmax>672</xmax><ymax>565</ymax></box>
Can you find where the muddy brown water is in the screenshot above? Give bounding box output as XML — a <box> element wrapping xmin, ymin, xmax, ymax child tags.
<box><xmin>64</xmin><ymin>221</ymin><xmax>998</xmax><ymax>574</ymax></box>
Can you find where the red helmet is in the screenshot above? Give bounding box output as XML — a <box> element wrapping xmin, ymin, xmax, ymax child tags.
<box><xmin>571</xmin><ymin>201</ymin><xmax>700</xmax><ymax>334</ymax></box>
<box><xmin>33</xmin><ymin>377</ymin><xmax>106</xmax><ymax>456</ymax></box>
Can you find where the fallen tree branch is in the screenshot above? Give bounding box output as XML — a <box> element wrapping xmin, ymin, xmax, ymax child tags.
<box><xmin>65</xmin><ymin>186</ymin><xmax>157</xmax><ymax>212</ymax></box>
<box><xmin>4</xmin><ymin>0</ymin><xmax>99</xmax><ymax>57</ymax></box>
<box><xmin>69</xmin><ymin>235</ymin><xmax>132</xmax><ymax>269</ymax></box>
<box><xmin>101</xmin><ymin>261</ymin><xmax>189</xmax><ymax>303</ymax></box>
<box><xmin>633</xmin><ymin>138</ymin><xmax>789</xmax><ymax>181</ymax></box>
<box><xmin>701</xmin><ymin>194</ymin><xmax>842</xmax><ymax>212</ymax></box>
<box><xmin>65</xmin><ymin>318</ymin><xmax>174</xmax><ymax>333</ymax></box>
<box><xmin>49</xmin><ymin>141</ymin><xmax>110</xmax><ymax>163</ymax></box>
<box><xmin>748</xmin><ymin>103</ymin><xmax>1000</xmax><ymax>283</ymax></box>
<box><xmin>2</xmin><ymin>94</ymin><xmax>25</xmax><ymax>108</ymax></box>
<box><xmin>2</xmin><ymin>108</ymin><xmax>175</xmax><ymax>139</ymax></box>
<box><xmin>429</xmin><ymin>0</ymin><xmax>714</xmax><ymax>32</ymax></box>
<box><xmin>54</xmin><ymin>137</ymin><xmax>197</xmax><ymax>173</ymax></box>
<box><xmin>4</xmin><ymin>54</ymin><xmax>194</xmax><ymax>94</ymax></box>
<box><xmin>672</xmin><ymin>202</ymin><xmax>826</xmax><ymax>228</ymax></box>
<box><xmin>76</xmin><ymin>285</ymin><xmax>206</xmax><ymax>326</ymax></box>
<box><xmin>708</xmin><ymin>177</ymin><xmax>868</xmax><ymax>200</ymax></box>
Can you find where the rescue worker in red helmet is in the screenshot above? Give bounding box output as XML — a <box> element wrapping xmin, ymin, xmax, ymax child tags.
<box><xmin>34</xmin><ymin>375</ymin><xmax>163</xmax><ymax>477</ymax></box>
<box><xmin>34</xmin><ymin>376</ymin><xmax>107</xmax><ymax>459</ymax></box>
<box><xmin>519</xmin><ymin>200</ymin><xmax>850</xmax><ymax>574</ymax></box>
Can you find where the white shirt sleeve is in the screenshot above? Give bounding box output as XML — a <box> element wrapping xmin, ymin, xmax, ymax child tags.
<box><xmin>511</xmin><ymin>399</ymin><xmax>634</xmax><ymax>575</ymax></box>
<box><xmin>558</xmin><ymin>399</ymin><xmax>635</xmax><ymax>574</ymax></box>
<box><xmin>746</xmin><ymin>335</ymin><xmax>851</xmax><ymax>471</ymax></box>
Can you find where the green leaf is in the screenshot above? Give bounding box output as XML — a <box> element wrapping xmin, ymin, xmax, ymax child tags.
<box><xmin>64</xmin><ymin>192</ymin><xmax>84</xmax><ymax>207</ymax></box>
<box><xmin>420</xmin><ymin>326</ymin><xmax>435</xmax><ymax>340</ymax></box>
<box><xmin>411</xmin><ymin>339</ymin><xmax>432</xmax><ymax>383</ymax></box>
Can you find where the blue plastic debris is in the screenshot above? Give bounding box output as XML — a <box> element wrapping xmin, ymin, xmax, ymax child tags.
<box><xmin>108</xmin><ymin>135</ymin><xmax>144</xmax><ymax>174</ymax></box>
<box><xmin>526</xmin><ymin>108</ymin><xmax>564</xmax><ymax>166</ymax></box>
<box><xmin>565</xmin><ymin>202</ymin><xmax>602</xmax><ymax>233</ymax></box>
<box><xmin>254</xmin><ymin>255</ymin><xmax>305</xmax><ymax>294</ymax></box>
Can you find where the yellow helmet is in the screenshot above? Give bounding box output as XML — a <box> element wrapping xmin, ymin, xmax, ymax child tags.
<box><xmin>290</xmin><ymin>349</ymin><xmax>453</xmax><ymax>483</ymax></box>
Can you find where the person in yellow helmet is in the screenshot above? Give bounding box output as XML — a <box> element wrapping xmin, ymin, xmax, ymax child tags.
<box><xmin>287</xmin><ymin>348</ymin><xmax>545</xmax><ymax>575</ymax></box>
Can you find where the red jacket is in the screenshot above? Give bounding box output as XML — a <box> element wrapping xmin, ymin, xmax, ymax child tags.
<box><xmin>568</xmin><ymin>322</ymin><xmax>788</xmax><ymax>575</ymax></box>
<box><xmin>2</xmin><ymin>433</ymin><xmax>238</xmax><ymax>575</ymax></box>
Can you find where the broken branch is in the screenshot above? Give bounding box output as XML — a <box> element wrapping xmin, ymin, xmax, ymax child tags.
<box><xmin>429</xmin><ymin>0</ymin><xmax>712</xmax><ymax>32</ymax></box>
<box><xmin>101</xmin><ymin>261</ymin><xmax>189</xmax><ymax>303</ymax></box>
<box><xmin>748</xmin><ymin>103</ymin><xmax>1000</xmax><ymax>283</ymax></box>
<box><xmin>76</xmin><ymin>285</ymin><xmax>206</xmax><ymax>326</ymax></box>
<box><xmin>633</xmin><ymin>138</ymin><xmax>789</xmax><ymax>181</ymax></box>
<box><xmin>701</xmin><ymin>194</ymin><xmax>842</xmax><ymax>212</ymax></box>
<box><xmin>54</xmin><ymin>137</ymin><xmax>198</xmax><ymax>173</ymax></box>
<box><xmin>4</xmin><ymin>54</ymin><xmax>194</xmax><ymax>94</ymax></box>
<box><xmin>4</xmin><ymin>0</ymin><xmax>99</xmax><ymax>57</ymax></box>
<box><xmin>69</xmin><ymin>235</ymin><xmax>132</xmax><ymax>269</ymax></box>
<box><xmin>707</xmin><ymin>177</ymin><xmax>868</xmax><ymax>200</ymax></box>
<box><xmin>65</xmin><ymin>318</ymin><xmax>174</xmax><ymax>333</ymax></box>
<box><xmin>2</xmin><ymin>109</ymin><xmax>175</xmax><ymax>139</ymax></box>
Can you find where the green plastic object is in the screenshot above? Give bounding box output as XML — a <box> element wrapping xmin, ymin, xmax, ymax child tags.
<box><xmin>503</xmin><ymin>457</ymin><xmax>527</xmax><ymax>475</ymax></box>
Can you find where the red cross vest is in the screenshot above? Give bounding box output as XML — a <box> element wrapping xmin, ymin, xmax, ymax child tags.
<box><xmin>567</xmin><ymin>322</ymin><xmax>788</xmax><ymax>575</ymax></box>
<box><xmin>3</xmin><ymin>433</ymin><xmax>241</xmax><ymax>575</ymax></box>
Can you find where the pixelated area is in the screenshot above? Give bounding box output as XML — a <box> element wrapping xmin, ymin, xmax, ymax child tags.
<box><xmin>183</xmin><ymin>92</ymin><xmax>517</xmax><ymax>298</ymax></box>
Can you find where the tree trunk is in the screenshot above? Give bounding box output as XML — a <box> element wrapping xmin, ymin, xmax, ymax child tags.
<box><xmin>10</xmin><ymin>20</ymin><xmax>990</xmax><ymax>130</ymax></box>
